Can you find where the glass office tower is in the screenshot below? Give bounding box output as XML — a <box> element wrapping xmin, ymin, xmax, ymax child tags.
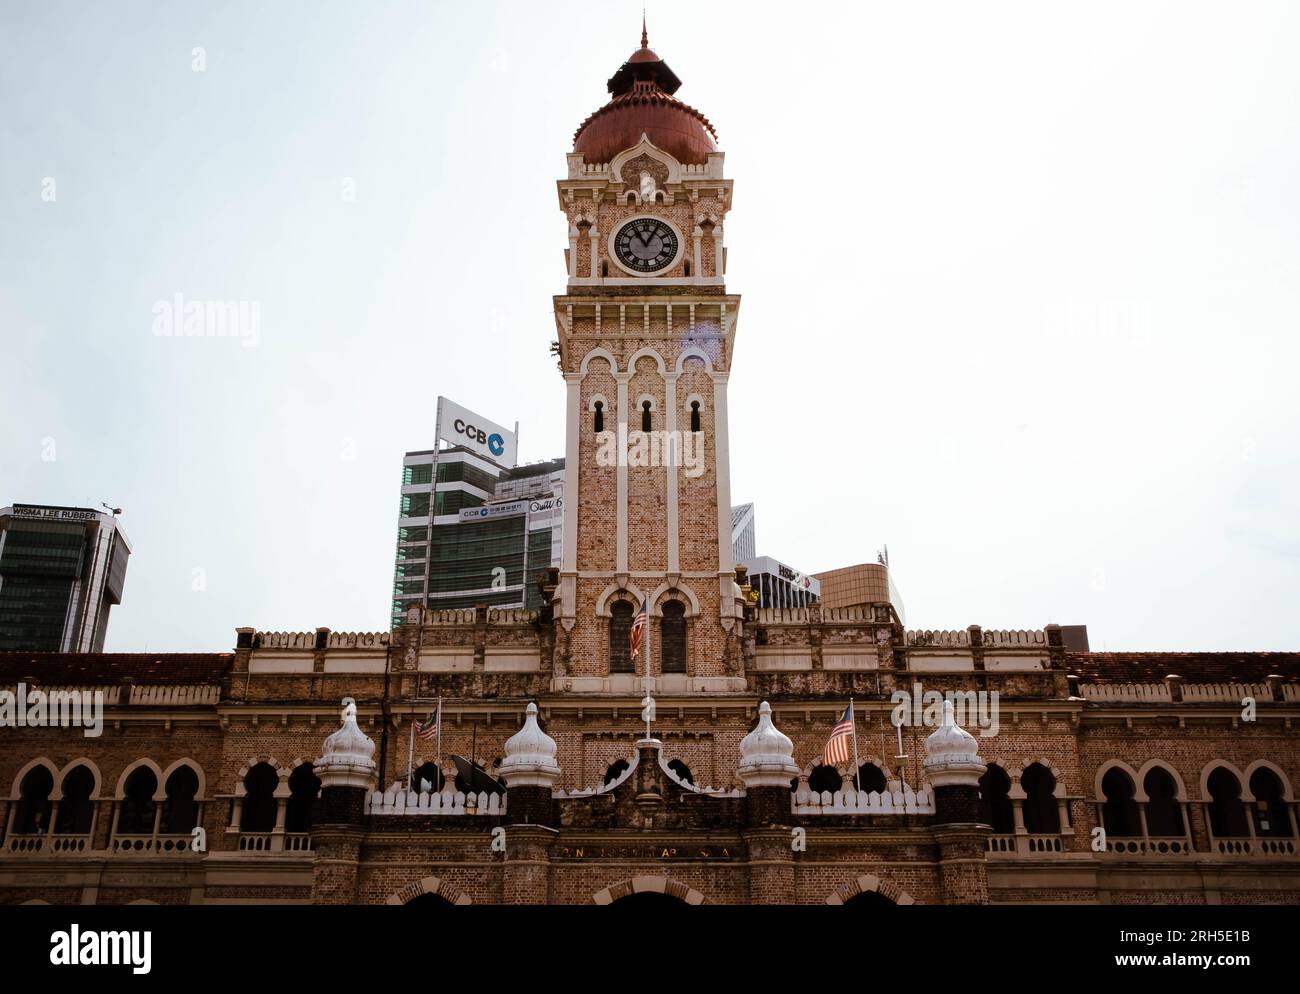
<box><xmin>391</xmin><ymin>450</ymin><xmax>564</xmax><ymax>627</ymax></box>
<box><xmin>0</xmin><ymin>504</ymin><xmax>132</xmax><ymax>651</ymax></box>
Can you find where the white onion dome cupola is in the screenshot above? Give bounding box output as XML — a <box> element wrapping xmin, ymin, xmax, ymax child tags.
<box><xmin>314</xmin><ymin>697</ymin><xmax>378</xmax><ymax>789</ymax></box>
<box><xmin>498</xmin><ymin>702</ymin><xmax>562</xmax><ymax>787</ymax></box>
<box><xmin>922</xmin><ymin>699</ymin><xmax>987</xmax><ymax>787</ymax></box>
<box><xmin>737</xmin><ymin>701</ymin><xmax>799</xmax><ymax>787</ymax></box>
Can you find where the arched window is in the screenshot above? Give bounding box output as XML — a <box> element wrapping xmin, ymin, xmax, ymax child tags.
<box><xmin>979</xmin><ymin>764</ymin><xmax>1015</xmax><ymax>833</ymax></box>
<box><xmin>608</xmin><ymin>600</ymin><xmax>634</xmax><ymax>673</ymax></box>
<box><xmin>603</xmin><ymin>759</ymin><xmax>630</xmax><ymax>786</ymax></box>
<box><xmin>1249</xmin><ymin>768</ymin><xmax>1292</xmax><ymax>838</ymax></box>
<box><xmin>14</xmin><ymin>766</ymin><xmax>53</xmax><ymax>834</ymax></box>
<box><xmin>1100</xmin><ymin>767</ymin><xmax>1141</xmax><ymax>837</ymax></box>
<box><xmin>161</xmin><ymin>766</ymin><xmax>200</xmax><ymax>835</ymax></box>
<box><xmin>285</xmin><ymin>764</ymin><xmax>321</xmax><ymax>833</ymax></box>
<box><xmin>54</xmin><ymin>766</ymin><xmax>96</xmax><ymax>835</ymax></box>
<box><xmin>857</xmin><ymin>762</ymin><xmax>888</xmax><ymax>795</ymax></box>
<box><xmin>843</xmin><ymin>891</ymin><xmax>895</xmax><ymax>908</ymax></box>
<box><xmin>660</xmin><ymin>600</ymin><xmax>687</xmax><ymax>674</ymax></box>
<box><xmin>412</xmin><ymin>762</ymin><xmax>444</xmax><ymax>793</ymax></box>
<box><xmin>1020</xmin><ymin>763</ymin><xmax>1060</xmax><ymax>834</ymax></box>
<box><xmin>240</xmin><ymin>763</ymin><xmax>279</xmax><ymax>833</ymax></box>
<box><xmin>641</xmin><ymin>400</ymin><xmax>652</xmax><ymax>432</ymax></box>
<box><xmin>808</xmin><ymin>765</ymin><xmax>842</xmax><ymax>795</ymax></box>
<box><xmin>593</xmin><ymin>400</ymin><xmax>604</xmax><ymax>434</ymax></box>
<box><xmin>1143</xmin><ymin>767</ymin><xmax>1185</xmax><ymax>837</ymax></box>
<box><xmin>690</xmin><ymin>400</ymin><xmax>701</xmax><ymax>433</ymax></box>
<box><xmin>668</xmin><ymin>759</ymin><xmax>693</xmax><ymax>785</ymax></box>
<box><xmin>118</xmin><ymin>767</ymin><xmax>157</xmax><ymax>834</ymax></box>
<box><xmin>1206</xmin><ymin>767</ymin><xmax>1249</xmax><ymax>838</ymax></box>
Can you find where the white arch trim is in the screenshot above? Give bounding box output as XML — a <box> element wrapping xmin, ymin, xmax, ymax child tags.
<box><xmin>1094</xmin><ymin>760</ymin><xmax>1142</xmax><ymax>801</ymax></box>
<box><xmin>675</xmin><ymin>346</ymin><xmax>714</xmax><ymax>373</ymax></box>
<box><xmin>1135</xmin><ymin>759</ymin><xmax>1190</xmax><ymax>802</ymax></box>
<box><xmin>579</xmin><ymin>347</ymin><xmax>618</xmax><ymax>375</ymax></box>
<box><xmin>56</xmin><ymin>758</ymin><xmax>103</xmax><ymax>800</ymax></box>
<box><xmin>626</xmin><ymin>347</ymin><xmax>667</xmax><ymax>376</ymax></box>
<box><xmin>8</xmin><ymin>758</ymin><xmax>59</xmax><ymax>800</ymax></box>
<box><xmin>160</xmin><ymin>758</ymin><xmax>207</xmax><ymax>800</ymax></box>
<box><xmin>594</xmin><ymin>581</ymin><xmax>648</xmax><ymax>618</ymax></box>
<box><xmin>1243</xmin><ymin>759</ymin><xmax>1294</xmax><ymax>801</ymax></box>
<box><xmin>648</xmin><ymin>582</ymin><xmax>701</xmax><ymax>618</ymax></box>
<box><xmin>592</xmin><ymin>875</ymin><xmax>705</xmax><ymax>905</ymax></box>
<box><xmin>1199</xmin><ymin>760</ymin><xmax>1253</xmax><ymax>802</ymax></box>
<box><xmin>115</xmin><ymin>758</ymin><xmax>166</xmax><ymax>801</ymax></box>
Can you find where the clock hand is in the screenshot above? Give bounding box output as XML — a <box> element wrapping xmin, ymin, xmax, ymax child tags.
<box><xmin>637</xmin><ymin>229</ymin><xmax>653</xmax><ymax>246</ymax></box>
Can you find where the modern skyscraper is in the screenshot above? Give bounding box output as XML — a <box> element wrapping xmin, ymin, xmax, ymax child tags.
<box><xmin>0</xmin><ymin>503</ymin><xmax>131</xmax><ymax>651</ymax></box>
<box><xmin>391</xmin><ymin>449</ymin><xmax>564</xmax><ymax>625</ymax></box>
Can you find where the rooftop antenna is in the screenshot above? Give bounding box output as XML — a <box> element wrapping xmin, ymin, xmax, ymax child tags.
<box><xmin>641</xmin><ymin>9</ymin><xmax>648</xmax><ymax>48</ymax></box>
<box><xmin>101</xmin><ymin>502</ymin><xmax>122</xmax><ymax>516</ymax></box>
<box><xmin>877</xmin><ymin>544</ymin><xmax>889</xmax><ymax>568</ymax></box>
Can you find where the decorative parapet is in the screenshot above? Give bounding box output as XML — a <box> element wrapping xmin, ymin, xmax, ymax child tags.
<box><xmin>486</xmin><ymin>609</ymin><xmax>539</xmax><ymax>625</ymax></box>
<box><xmin>554</xmin><ymin>751</ymin><xmax>639</xmax><ymax>797</ymax></box>
<box><xmin>1078</xmin><ymin>681</ymin><xmax>1278</xmax><ymax>704</ymax></box>
<box><xmin>906</xmin><ymin>630</ymin><xmax>970</xmax><ymax>647</ymax></box>
<box><xmin>1078</xmin><ymin>682</ymin><xmax>1173</xmax><ymax>703</ymax></box>
<box><xmin>366</xmin><ymin>786</ymin><xmax>506</xmax><ymax>816</ymax></box>
<box><xmin>422</xmin><ymin>609</ymin><xmax>477</xmax><ymax>626</ymax></box>
<box><xmin>326</xmin><ymin>632</ymin><xmax>389</xmax><ymax>648</ymax></box>
<box><xmin>1284</xmin><ymin>685</ymin><xmax>1300</xmax><ymax>704</ymax></box>
<box><xmin>657</xmin><ymin>750</ymin><xmax>742</xmax><ymax>797</ymax></box>
<box><xmin>756</xmin><ymin>607</ymin><xmax>810</xmax><ymax>625</ymax></box>
<box><xmin>793</xmin><ymin>785</ymin><xmax>934</xmax><ymax>815</ymax></box>
<box><xmin>905</xmin><ymin>628</ymin><xmax>1046</xmax><ymax>647</ymax></box>
<box><xmin>1182</xmin><ymin>682</ymin><xmax>1272</xmax><ymax>703</ymax></box>
<box><xmin>129</xmin><ymin>685</ymin><xmax>220</xmax><ymax>706</ymax></box>
<box><xmin>983</xmin><ymin>629</ymin><xmax>1046</xmax><ymax>647</ymax></box>
<box><xmin>0</xmin><ymin>684</ymin><xmax>121</xmax><ymax>704</ymax></box>
<box><xmin>254</xmin><ymin>630</ymin><xmax>389</xmax><ymax>648</ymax></box>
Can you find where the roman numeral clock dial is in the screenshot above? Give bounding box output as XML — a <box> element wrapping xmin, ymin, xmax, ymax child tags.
<box><xmin>613</xmin><ymin>217</ymin><xmax>679</xmax><ymax>274</ymax></box>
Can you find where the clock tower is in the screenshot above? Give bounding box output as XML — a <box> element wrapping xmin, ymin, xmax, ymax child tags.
<box><xmin>552</xmin><ymin>26</ymin><xmax>746</xmax><ymax>693</ymax></box>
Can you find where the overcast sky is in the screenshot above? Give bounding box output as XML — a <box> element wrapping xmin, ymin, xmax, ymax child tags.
<box><xmin>2</xmin><ymin>1</ymin><xmax>1297</xmax><ymax>653</ymax></box>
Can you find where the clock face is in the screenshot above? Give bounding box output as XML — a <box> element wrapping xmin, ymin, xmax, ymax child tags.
<box><xmin>613</xmin><ymin>217</ymin><xmax>679</xmax><ymax>274</ymax></box>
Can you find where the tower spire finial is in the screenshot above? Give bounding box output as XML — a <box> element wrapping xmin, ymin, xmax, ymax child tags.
<box><xmin>641</xmin><ymin>10</ymin><xmax>648</xmax><ymax>49</ymax></box>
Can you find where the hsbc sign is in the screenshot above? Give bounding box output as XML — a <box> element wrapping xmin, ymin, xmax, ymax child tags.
<box><xmin>437</xmin><ymin>396</ymin><xmax>517</xmax><ymax>467</ymax></box>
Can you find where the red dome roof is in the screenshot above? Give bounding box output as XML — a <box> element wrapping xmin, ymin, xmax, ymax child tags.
<box><xmin>573</xmin><ymin>30</ymin><xmax>718</xmax><ymax>166</ymax></box>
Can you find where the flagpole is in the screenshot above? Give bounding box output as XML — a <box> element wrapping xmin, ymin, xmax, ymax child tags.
<box><xmin>850</xmin><ymin>697</ymin><xmax>861</xmax><ymax>792</ymax></box>
<box><xmin>406</xmin><ymin>713</ymin><xmax>415</xmax><ymax>791</ymax></box>
<box><xmin>436</xmin><ymin>697</ymin><xmax>442</xmax><ymax>790</ymax></box>
<box><xmin>644</xmin><ymin>598</ymin><xmax>652</xmax><ymax>740</ymax></box>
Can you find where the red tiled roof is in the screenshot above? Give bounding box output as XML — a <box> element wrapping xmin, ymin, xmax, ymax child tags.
<box><xmin>0</xmin><ymin>652</ymin><xmax>232</xmax><ymax>685</ymax></box>
<box><xmin>1067</xmin><ymin>652</ymin><xmax>1300</xmax><ymax>684</ymax></box>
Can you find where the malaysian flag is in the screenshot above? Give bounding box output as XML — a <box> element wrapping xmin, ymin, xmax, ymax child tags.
<box><xmin>415</xmin><ymin>701</ymin><xmax>440</xmax><ymax>741</ymax></box>
<box><xmin>629</xmin><ymin>597</ymin><xmax>649</xmax><ymax>659</ymax></box>
<box><xmin>822</xmin><ymin>702</ymin><xmax>855</xmax><ymax>766</ymax></box>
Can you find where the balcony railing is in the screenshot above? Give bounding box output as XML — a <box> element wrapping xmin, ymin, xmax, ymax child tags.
<box><xmin>110</xmin><ymin>833</ymin><xmax>197</xmax><ymax>855</ymax></box>
<box><xmin>1215</xmin><ymin>837</ymin><xmax>1297</xmax><ymax>857</ymax></box>
<box><xmin>986</xmin><ymin>834</ymin><xmax>1016</xmax><ymax>853</ymax></box>
<box><xmin>1105</xmin><ymin>836</ymin><xmax>1192</xmax><ymax>855</ymax></box>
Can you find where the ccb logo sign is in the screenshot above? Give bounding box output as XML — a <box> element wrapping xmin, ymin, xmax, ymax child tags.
<box><xmin>453</xmin><ymin>418</ymin><xmax>505</xmax><ymax>457</ymax></box>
